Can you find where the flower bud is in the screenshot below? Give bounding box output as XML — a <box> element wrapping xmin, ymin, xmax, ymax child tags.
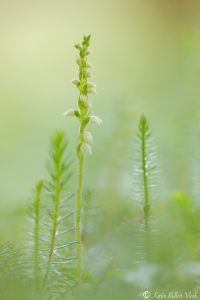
<box><xmin>72</xmin><ymin>79</ymin><xmax>80</xmax><ymax>86</ymax></box>
<box><xmin>86</xmin><ymin>50</ymin><xmax>92</xmax><ymax>55</ymax></box>
<box><xmin>80</xmin><ymin>143</ymin><xmax>92</xmax><ymax>155</ymax></box>
<box><xmin>84</xmin><ymin>131</ymin><xmax>93</xmax><ymax>144</ymax></box>
<box><xmin>85</xmin><ymin>71</ymin><xmax>93</xmax><ymax>78</ymax></box>
<box><xmin>90</xmin><ymin>115</ymin><xmax>102</xmax><ymax>125</ymax></box>
<box><xmin>76</xmin><ymin>57</ymin><xmax>86</xmax><ymax>67</ymax></box>
<box><xmin>87</xmin><ymin>82</ymin><xmax>96</xmax><ymax>89</ymax></box>
<box><xmin>63</xmin><ymin>109</ymin><xmax>75</xmax><ymax>117</ymax></box>
<box><xmin>84</xmin><ymin>100</ymin><xmax>92</xmax><ymax>108</ymax></box>
<box><xmin>76</xmin><ymin>57</ymin><xmax>81</xmax><ymax>65</ymax></box>
<box><xmin>74</xmin><ymin>43</ymin><xmax>81</xmax><ymax>50</ymax></box>
<box><xmin>87</xmin><ymin>87</ymin><xmax>97</xmax><ymax>94</ymax></box>
<box><xmin>86</xmin><ymin>63</ymin><xmax>93</xmax><ymax>68</ymax></box>
<box><xmin>79</xmin><ymin>94</ymin><xmax>87</xmax><ymax>102</ymax></box>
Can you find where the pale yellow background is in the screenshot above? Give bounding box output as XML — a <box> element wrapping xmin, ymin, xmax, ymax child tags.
<box><xmin>1</xmin><ymin>0</ymin><xmax>200</xmax><ymax>239</ymax></box>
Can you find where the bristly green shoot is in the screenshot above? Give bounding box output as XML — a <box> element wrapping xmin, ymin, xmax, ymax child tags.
<box><xmin>29</xmin><ymin>131</ymin><xmax>75</xmax><ymax>296</ymax></box>
<box><xmin>139</xmin><ymin>115</ymin><xmax>151</xmax><ymax>229</ymax></box>
<box><xmin>33</xmin><ymin>179</ymin><xmax>43</xmax><ymax>289</ymax></box>
<box><xmin>133</xmin><ymin>115</ymin><xmax>157</xmax><ymax>260</ymax></box>
<box><xmin>44</xmin><ymin>131</ymin><xmax>69</xmax><ymax>283</ymax></box>
<box><xmin>63</xmin><ymin>35</ymin><xmax>102</xmax><ymax>280</ymax></box>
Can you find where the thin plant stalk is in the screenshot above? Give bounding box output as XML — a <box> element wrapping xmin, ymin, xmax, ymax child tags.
<box><xmin>44</xmin><ymin>177</ymin><xmax>61</xmax><ymax>282</ymax></box>
<box><xmin>63</xmin><ymin>35</ymin><xmax>102</xmax><ymax>280</ymax></box>
<box><xmin>141</xmin><ymin>124</ymin><xmax>149</xmax><ymax>233</ymax></box>
<box><xmin>44</xmin><ymin>136</ymin><xmax>63</xmax><ymax>283</ymax></box>
<box><xmin>139</xmin><ymin>115</ymin><xmax>151</xmax><ymax>260</ymax></box>
<box><xmin>75</xmin><ymin>154</ymin><xmax>84</xmax><ymax>278</ymax></box>
<box><xmin>34</xmin><ymin>179</ymin><xmax>43</xmax><ymax>289</ymax></box>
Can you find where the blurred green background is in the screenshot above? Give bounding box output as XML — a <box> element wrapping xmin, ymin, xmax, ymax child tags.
<box><xmin>1</xmin><ymin>0</ymin><xmax>200</xmax><ymax>241</ymax></box>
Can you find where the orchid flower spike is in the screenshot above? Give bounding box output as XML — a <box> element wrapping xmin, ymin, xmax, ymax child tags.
<box><xmin>63</xmin><ymin>35</ymin><xmax>102</xmax><ymax>157</ymax></box>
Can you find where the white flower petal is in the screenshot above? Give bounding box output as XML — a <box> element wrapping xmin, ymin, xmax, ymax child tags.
<box><xmin>87</xmin><ymin>87</ymin><xmax>97</xmax><ymax>94</ymax></box>
<box><xmin>79</xmin><ymin>94</ymin><xmax>87</xmax><ymax>102</ymax></box>
<box><xmin>84</xmin><ymin>131</ymin><xmax>93</xmax><ymax>144</ymax></box>
<box><xmin>87</xmin><ymin>82</ymin><xmax>96</xmax><ymax>89</ymax></box>
<box><xmin>90</xmin><ymin>116</ymin><xmax>102</xmax><ymax>125</ymax></box>
<box><xmin>80</xmin><ymin>143</ymin><xmax>92</xmax><ymax>155</ymax></box>
<box><xmin>84</xmin><ymin>100</ymin><xmax>92</xmax><ymax>108</ymax></box>
<box><xmin>63</xmin><ymin>109</ymin><xmax>75</xmax><ymax>117</ymax></box>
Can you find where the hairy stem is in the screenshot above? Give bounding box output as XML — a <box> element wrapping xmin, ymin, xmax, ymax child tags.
<box><xmin>44</xmin><ymin>167</ymin><xmax>61</xmax><ymax>283</ymax></box>
<box><xmin>34</xmin><ymin>180</ymin><xmax>43</xmax><ymax>288</ymax></box>
<box><xmin>75</xmin><ymin>154</ymin><xmax>84</xmax><ymax>280</ymax></box>
<box><xmin>141</xmin><ymin>130</ymin><xmax>149</xmax><ymax>232</ymax></box>
<box><xmin>140</xmin><ymin>115</ymin><xmax>151</xmax><ymax>260</ymax></box>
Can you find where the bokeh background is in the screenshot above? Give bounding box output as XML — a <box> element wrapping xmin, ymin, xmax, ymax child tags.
<box><xmin>1</xmin><ymin>0</ymin><xmax>200</xmax><ymax>241</ymax></box>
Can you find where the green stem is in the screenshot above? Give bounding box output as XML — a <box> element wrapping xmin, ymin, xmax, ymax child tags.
<box><xmin>44</xmin><ymin>170</ymin><xmax>61</xmax><ymax>283</ymax></box>
<box><xmin>34</xmin><ymin>180</ymin><xmax>43</xmax><ymax>289</ymax></box>
<box><xmin>75</xmin><ymin>154</ymin><xmax>84</xmax><ymax>281</ymax></box>
<box><xmin>141</xmin><ymin>127</ymin><xmax>150</xmax><ymax>260</ymax></box>
<box><xmin>141</xmin><ymin>131</ymin><xmax>149</xmax><ymax>231</ymax></box>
